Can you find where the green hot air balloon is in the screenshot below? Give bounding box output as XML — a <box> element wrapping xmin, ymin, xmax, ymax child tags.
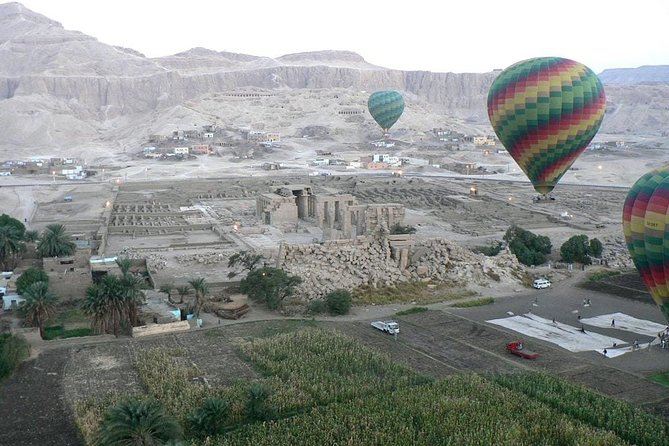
<box><xmin>487</xmin><ymin>57</ymin><xmax>606</xmax><ymax>196</ymax></box>
<box><xmin>623</xmin><ymin>166</ymin><xmax>669</xmax><ymax>323</ymax></box>
<box><xmin>368</xmin><ymin>91</ymin><xmax>404</xmax><ymax>133</ymax></box>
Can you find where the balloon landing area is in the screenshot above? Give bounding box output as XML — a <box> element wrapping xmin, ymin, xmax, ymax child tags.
<box><xmin>488</xmin><ymin>313</ymin><xmax>668</xmax><ymax>358</ymax></box>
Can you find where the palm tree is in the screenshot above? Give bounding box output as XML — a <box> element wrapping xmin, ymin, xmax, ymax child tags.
<box><xmin>20</xmin><ymin>281</ymin><xmax>58</xmax><ymax>339</ymax></box>
<box><xmin>0</xmin><ymin>224</ymin><xmax>23</xmax><ymax>271</ymax></box>
<box><xmin>120</xmin><ymin>272</ymin><xmax>145</xmax><ymax>327</ymax></box>
<box><xmin>23</xmin><ymin>230</ymin><xmax>39</xmax><ymax>243</ymax></box>
<box><xmin>81</xmin><ymin>284</ymin><xmax>111</xmax><ymax>335</ymax></box>
<box><xmin>82</xmin><ymin>274</ymin><xmax>126</xmax><ymax>336</ymax></box>
<box><xmin>187</xmin><ymin>277</ymin><xmax>209</xmax><ymax>318</ymax></box>
<box><xmin>37</xmin><ymin>224</ymin><xmax>76</xmax><ymax>258</ymax></box>
<box><xmin>175</xmin><ymin>285</ymin><xmax>190</xmax><ymax>304</ymax></box>
<box><xmin>93</xmin><ymin>399</ymin><xmax>183</xmax><ymax>446</ymax></box>
<box><xmin>116</xmin><ymin>257</ymin><xmax>132</xmax><ymax>277</ymax></box>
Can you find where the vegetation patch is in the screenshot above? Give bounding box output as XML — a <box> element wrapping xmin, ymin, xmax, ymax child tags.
<box><xmin>451</xmin><ymin>297</ymin><xmax>495</xmax><ymax>308</ymax></box>
<box><xmin>208</xmin><ymin>375</ymin><xmax>628</xmax><ymax>446</ymax></box>
<box><xmin>0</xmin><ymin>334</ymin><xmax>30</xmax><ymax>382</ymax></box>
<box><xmin>493</xmin><ymin>372</ymin><xmax>669</xmax><ymax>446</ymax></box>
<box><xmin>587</xmin><ymin>269</ymin><xmax>622</xmax><ymax>282</ymax></box>
<box><xmin>649</xmin><ymin>371</ymin><xmax>669</xmax><ymax>388</ymax></box>
<box><xmin>72</xmin><ymin>324</ymin><xmax>669</xmax><ymax>445</ymax></box>
<box><xmin>395</xmin><ymin>306</ymin><xmax>429</xmax><ymax>316</ymax></box>
<box><xmin>43</xmin><ymin>325</ymin><xmax>93</xmax><ymax>340</ymax></box>
<box><xmin>353</xmin><ymin>281</ymin><xmax>476</xmax><ymax>305</ymax></box>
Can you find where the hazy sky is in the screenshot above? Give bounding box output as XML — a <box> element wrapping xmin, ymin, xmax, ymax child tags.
<box><xmin>18</xmin><ymin>0</ymin><xmax>669</xmax><ymax>74</ymax></box>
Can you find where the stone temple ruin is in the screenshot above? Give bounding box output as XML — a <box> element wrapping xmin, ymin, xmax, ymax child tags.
<box><xmin>256</xmin><ymin>184</ymin><xmax>405</xmax><ymax>240</ymax></box>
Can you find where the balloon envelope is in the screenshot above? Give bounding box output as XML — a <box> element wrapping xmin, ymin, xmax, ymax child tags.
<box><xmin>368</xmin><ymin>91</ymin><xmax>404</xmax><ymax>132</ymax></box>
<box><xmin>487</xmin><ymin>57</ymin><xmax>606</xmax><ymax>195</ymax></box>
<box><xmin>623</xmin><ymin>166</ymin><xmax>669</xmax><ymax>323</ymax></box>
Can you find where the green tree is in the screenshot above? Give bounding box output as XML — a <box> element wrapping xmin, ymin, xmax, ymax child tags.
<box><xmin>240</xmin><ymin>267</ymin><xmax>302</xmax><ymax>310</ymax></box>
<box><xmin>560</xmin><ymin>234</ymin><xmax>592</xmax><ymax>264</ymax></box>
<box><xmin>93</xmin><ymin>399</ymin><xmax>183</xmax><ymax>446</ymax></box>
<box><xmin>16</xmin><ymin>267</ymin><xmax>49</xmax><ymax>294</ymax></box>
<box><xmin>590</xmin><ymin>238</ymin><xmax>603</xmax><ymax>258</ymax></box>
<box><xmin>187</xmin><ymin>398</ymin><xmax>230</xmax><ymax>438</ymax></box>
<box><xmin>325</xmin><ymin>289</ymin><xmax>352</xmax><ymax>315</ymax></box>
<box><xmin>37</xmin><ymin>223</ymin><xmax>76</xmax><ymax>258</ymax></box>
<box><xmin>120</xmin><ymin>272</ymin><xmax>145</xmax><ymax>327</ymax></box>
<box><xmin>389</xmin><ymin>223</ymin><xmax>417</xmax><ymax>235</ymax></box>
<box><xmin>0</xmin><ymin>213</ymin><xmax>25</xmax><ymax>238</ymax></box>
<box><xmin>227</xmin><ymin>250</ymin><xmax>264</xmax><ymax>278</ymax></box>
<box><xmin>504</xmin><ymin>225</ymin><xmax>551</xmax><ymax>266</ymax></box>
<box><xmin>23</xmin><ymin>230</ymin><xmax>39</xmax><ymax>243</ymax></box>
<box><xmin>20</xmin><ymin>281</ymin><xmax>57</xmax><ymax>339</ymax></box>
<box><xmin>116</xmin><ymin>257</ymin><xmax>132</xmax><ymax>276</ymax></box>
<box><xmin>187</xmin><ymin>277</ymin><xmax>209</xmax><ymax>317</ymax></box>
<box><xmin>82</xmin><ymin>274</ymin><xmax>141</xmax><ymax>337</ymax></box>
<box><xmin>0</xmin><ymin>224</ymin><xmax>24</xmax><ymax>271</ymax></box>
<box><xmin>159</xmin><ymin>283</ymin><xmax>174</xmax><ymax>301</ymax></box>
<box><xmin>175</xmin><ymin>285</ymin><xmax>190</xmax><ymax>304</ymax></box>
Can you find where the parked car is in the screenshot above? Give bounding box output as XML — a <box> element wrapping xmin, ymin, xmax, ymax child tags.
<box><xmin>532</xmin><ymin>278</ymin><xmax>551</xmax><ymax>289</ymax></box>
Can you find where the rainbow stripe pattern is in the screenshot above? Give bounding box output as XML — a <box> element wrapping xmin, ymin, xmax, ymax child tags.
<box><xmin>487</xmin><ymin>57</ymin><xmax>606</xmax><ymax>195</ymax></box>
<box><xmin>623</xmin><ymin>166</ymin><xmax>669</xmax><ymax>323</ymax></box>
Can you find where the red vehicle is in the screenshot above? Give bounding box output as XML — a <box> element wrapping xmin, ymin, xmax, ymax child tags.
<box><xmin>506</xmin><ymin>341</ymin><xmax>539</xmax><ymax>360</ymax></box>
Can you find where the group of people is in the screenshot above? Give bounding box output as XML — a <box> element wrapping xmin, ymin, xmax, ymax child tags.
<box><xmin>658</xmin><ymin>328</ymin><xmax>669</xmax><ymax>349</ymax></box>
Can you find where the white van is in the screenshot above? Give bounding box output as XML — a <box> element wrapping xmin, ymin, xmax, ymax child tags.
<box><xmin>533</xmin><ymin>279</ymin><xmax>551</xmax><ymax>289</ymax></box>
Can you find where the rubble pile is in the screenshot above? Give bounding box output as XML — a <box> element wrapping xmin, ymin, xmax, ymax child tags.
<box><xmin>176</xmin><ymin>251</ymin><xmax>227</xmax><ymax>265</ymax></box>
<box><xmin>599</xmin><ymin>235</ymin><xmax>634</xmax><ymax>270</ymax></box>
<box><xmin>118</xmin><ymin>247</ymin><xmax>168</xmax><ymax>271</ymax></box>
<box><xmin>279</xmin><ymin>230</ymin><xmax>527</xmax><ymax>300</ymax></box>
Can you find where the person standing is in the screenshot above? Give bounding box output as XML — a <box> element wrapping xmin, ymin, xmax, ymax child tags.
<box><xmin>611</xmin><ymin>318</ymin><xmax>615</xmax><ymax>327</ymax></box>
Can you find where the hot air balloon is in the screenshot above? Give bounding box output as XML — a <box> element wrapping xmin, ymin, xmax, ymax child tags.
<box><xmin>623</xmin><ymin>166</ymin><xmax>669</xmax><ymax>323</ymax></box>
<box><xmin>368</xmin><ymin>91</ymin><xmax>404</xmax><ymax>134</ymax></box>
<box><xmin>487</xmin><ymin>57</ymin><xmax>606</xmax><ymax>196</ymax></box>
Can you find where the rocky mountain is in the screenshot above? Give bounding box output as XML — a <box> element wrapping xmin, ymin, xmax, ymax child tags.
<box><xmin>599</xmin><ymin>65</ymin><xmax>669</xmax><ymax>85</ymax></box>
<box><xmin>0</xmin><ymin>1</ymin><xmax>667</xmax><ymax>158</ymax></box>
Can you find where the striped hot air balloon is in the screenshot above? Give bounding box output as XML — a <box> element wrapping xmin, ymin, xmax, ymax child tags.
<box><xmin>623</xmin><ymin>166</ymin><xmax>669</xmax><ymax>323</ymax></box>
<box><xmin>487</xmin><ymin>57</ymin><xmax>606</xmax><ymax>195</ymax></box>
<box><xmin>368</xmin><ymin>91</ymin><xmax>404</xmax><ymax>133</ymax></box>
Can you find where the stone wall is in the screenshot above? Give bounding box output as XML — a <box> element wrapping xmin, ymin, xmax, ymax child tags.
<box><xmin>132</xmin><ymin>320</ymin><xmax>191</xmax><ymax>337</ymax></box>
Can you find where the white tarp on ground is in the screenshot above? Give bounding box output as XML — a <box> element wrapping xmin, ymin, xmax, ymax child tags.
<box><xmin>488</xmin><ymin>313</ymin><xmax>628</xmax><ymax>357</ymax></box>
<box><xmin>579</xmin><ymin>312</ymin><xmax>668</xmax><ymax>338</ymax></box>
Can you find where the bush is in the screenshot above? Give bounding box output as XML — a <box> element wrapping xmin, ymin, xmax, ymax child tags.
<box><xmin>473</xmin><ymin>241</ymin><xmax>503</xmax><ymax>256</ymax></box>
<box><xmin>308</xmin><ymin>300</ymin><xmax>327</xmax><ymax>314</ymax></box>
<box><xmin>395</xmin><ymin>307</ymin><xmax>428</xmax><ymax>316</ymax></box>
<box><xmin>188</xmin><ymin>398</ymin><xmax>230</xmax><ymax>437</ymax></box>
<box><xmin>325</xmin><ymin>289</ymin><xmax>352</xmax><ymax>315</ymax></box>
<box><xmin>43</xmin><ymin>325</ymin><xmax>93</xmax><ymax>340</ymax></box>
<box><xmin>389</xmin><ymin>223</ymin><xmax>417</xmax><ymax>235</ymax></box>
<box><xmin>451</xmin><ymin>297</ymin><xmax>494</xmax><ymax>308</ymax></box>
<box><xmin>16</xmin><ymin>267</ymin><xmax>49</xmax><ymax>295</ymax></box>
<box><xmin>0</xmin><ymin>334</ymin><xmax>30</xmax><ymax>381</ymax></box>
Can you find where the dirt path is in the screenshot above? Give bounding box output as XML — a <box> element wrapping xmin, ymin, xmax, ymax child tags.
<box><xmin>0</xmin><ymin>348</ymin><xmax>83</xmax><ymax>446</ymax></box>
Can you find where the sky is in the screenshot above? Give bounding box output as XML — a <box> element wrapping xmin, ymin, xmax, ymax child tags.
<box><xmin>17</xmin><ymin>0</ymin><xmax>669</xmax><ymax>74</ymax></box>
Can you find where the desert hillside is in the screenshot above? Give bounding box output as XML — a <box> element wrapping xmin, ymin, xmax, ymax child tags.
<box><xmin>0</xmin><ymin>2</ymin><xmax>668</xmax><ymax>162</ymax></box>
